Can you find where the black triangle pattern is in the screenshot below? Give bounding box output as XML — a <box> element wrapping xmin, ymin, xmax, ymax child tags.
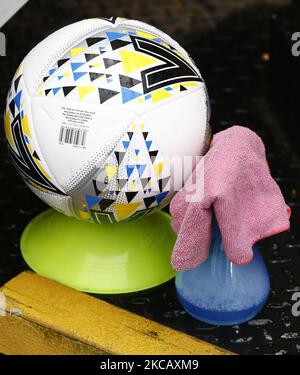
<box><xmin>85</xmin><ymin>53</ymin><xmax>99</xmax><ymax>62</ymax></box>
<box><xmin>99</xmin><ymin>198</ymin><xmax>115</xmax><ymax>211</ymax></box>
<box><xmin>98</xmin><ymin>88</ymin><xmax>119</xmax><ymax>104</ymax></box>
<box><xmin>149</xmin><ymin>150</ymin><xmax>158</xmax><ymax>162</ymax></box>
<box><xmin>32</xmin><ymin>150</ymin><xmax>40</xmax><ymax>160</ymax></box>
<box><xmin>89</xmin><ymin>72</ymin><xmax>104</xmax><ymax>82</ymax></box>
<box><xmin>63</xmin><ymin>86</ymin><xmax>76</xmax><ymax>96</ymax></box>
<box><xmin>115</xmin><ymin>151</ymin><xmax>125</xmax><ymax>165</ymax></box>
<box><xmin>86</xmin><ymin>37</ymin><xmax>106</xmax><ymax>47</ymax></box>
<box><xmin>119</xmin><ymin>74</ymin><xmax>141</xmax><ymax>88</ymax></box>
<box><xmin>57</xmin><ymin>58</ymin><xmax>69</xmax><ymax>68</ymax></box>
<box><xmin>14</xmin><ymin>75</ymin><xmax>22</xmax><ymax>92</ymax></box>
<box><xmin>126</xmin><ymin>191</ymin><xmax>138</xmax><ymax>203</ymax></box>
<box><xmin>158</xmin><ymin>177</ymin><xmax>170</xmax><ymax>192</ymax></box>
<box><xmin>9</xmin><ymin>100</ymin><xmax>15</xmax><ymax>117</ymax></box>
<box><xmin>144</xmin><ymin>196</ymin><xmax>156</xmax><ymax>208</ymax></box>
<box><xmin>103</xmin><ymin>58</ymin><xmax>121</xmax><ymax>69</ymax></box>
<box><xmin>110</xmin><ymin>39</ymin><xmax>131</xmax><ymax>51</ymax></box>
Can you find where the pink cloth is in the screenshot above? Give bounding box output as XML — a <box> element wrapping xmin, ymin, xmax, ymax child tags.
<box><xmin>170</xmin><ymin>126</ymin><xmax>291</xmax><ymax>271</ymax></box>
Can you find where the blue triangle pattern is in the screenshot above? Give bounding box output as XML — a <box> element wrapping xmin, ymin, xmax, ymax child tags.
<box><xmin>136</xmin><ymin>164</ymin><xmax>146</xmax><ymax>177</ymax></box>
<box><xmin>49</xmin><ymin>68</ymin><xmax>56</xmax><ymax>75</ymax></box>
<box><xmin>107</xmin><ymin>31</ymin><xmax>127</xmax><ymax>41</ymax></box>
<box><xmin>71</xmin><ymin>62</ymin><xmax>85</xmax><ymax>71</ymax></box>
<box><xmin>14</xmin><ymin>91</ymin><xmax>22</xmax><ymax>111</ymax></box>
<box><xmin>122</xmin><ymin>141</ymin><xmax>130</xmax><ymax>150</ymax></box>
<box><xmin>52</xmin><ymin>87</ymin><xmax>61</xmax><ymax>95</ymax></box>
<box><xmin>126</xmin><ymin>165</ymin><xmax>135</xmax><ymax>178</ymax></box>
<box><xmin>155</xmin><ymin>192</ymin><xmax>168</xmax><ymax>205</ymax></box>
<box><xmin>85</xmin><ymin>195</ymin><xmax>101</xmax><ymax>208</ymax></box>
<box><xmin>73</xmin><ymin>71</ymin><xmax>87</xmax><ymax>81</ymax></box>
<box><xmin>121</xmin><ymin>87</ymin><xmax>142</xmax><ymax>103</ymax></box>
<box><xmin>146</xmin><ymin>140</ymin><xmax>152</xmax><ymax>150</ymax></box>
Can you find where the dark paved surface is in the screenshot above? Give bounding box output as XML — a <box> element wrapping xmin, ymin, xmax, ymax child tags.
<box><xmin>0</xmin><ymin>0</ymin><xmax>299</xmax><ymax>354</ymax></box>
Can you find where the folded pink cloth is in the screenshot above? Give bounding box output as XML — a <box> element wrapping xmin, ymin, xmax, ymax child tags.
<box><xmin>170</xmin><ymin>126</ymin><xmax>291</xmax><ymax>271</ymax></box>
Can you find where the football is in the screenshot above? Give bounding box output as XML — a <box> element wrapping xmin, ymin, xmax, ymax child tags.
<box><xmin>4</xmin><ymin>17</ymin><xmax>210</xmax><ymax>223</ymax></box>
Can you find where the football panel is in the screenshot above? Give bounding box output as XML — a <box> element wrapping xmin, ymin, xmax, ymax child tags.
<box><xmin>30</xmin><ymin>95</ymin><xmax>136</xmax><ymax>192</ymax></box>
<box><xmin>142</xmin><ymin>88</ymin><xmax>209</xmax><ymax>158</ymax></box>
<box><xmin>28</xmin><ymin>185</ymin><xmax>74</xmax><ymax>217</ymax></box>
<box><xmin>4</xmin><ymin>62</ymin><xmax>65</xmax><ymax>197</ymax></box>
<box><xmin>67</xmin><ymin>116</ymin><xmax>174</xmax><ymax>223</ymax></box>
<box><xmin>22</xmin><ymin>18</ymin><xmax>114</xmax><ymax>95</ymax></box>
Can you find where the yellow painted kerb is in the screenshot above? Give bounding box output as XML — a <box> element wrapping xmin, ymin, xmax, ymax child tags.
<box><xmin>0</xmin><ymin>271</ymin><xmax>234</xmax><ymax>355</ymax></box>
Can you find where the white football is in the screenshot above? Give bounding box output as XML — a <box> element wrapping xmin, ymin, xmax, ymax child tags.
<box><xmin>4</xmin><ymin>17</ymin><xmax>210</xmax><ymax>223</ymax></box>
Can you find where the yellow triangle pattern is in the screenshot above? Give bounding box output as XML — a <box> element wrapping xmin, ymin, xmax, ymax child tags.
<box><xmin>78</xmin><ymin>86</ymin><xmax>96</xmax><ymax>100</ymax></box>
<box><xmin>115</xmin><ymin>202</ymin><xmax>141</xmax><ymax>221</ymax></box>
<box><xmin>183</xmin><ymin>82</ymin><xmax>198</xmax><ymax>87</ymax></box>
<box><xmin>91</xmin><ymin>62</ymin><xmax>102</xmax><ymax>68</ymax></box>
<box><xmin>70</xmin><ymin>47</ymin><xmax>85</xmax><ymax>57</ymax></box>
<box><xmin>120</xmin><ymin>50</ymin><xmax>157</xmax><ymax>74</ymax></box>
<box><xmin>129</xmin><ymin>182</ymin><xmax>137</xmax><ymax>190</ymax></box>
<box><xmin>152</xmin><ymin>89</ymin><xmax>172</xmax><ymax>103</ymax></box>
<box><xmin>105</xmin><ymin>165</ymin><xmax>117</xmax><ymax>181</ymax></box>
<box><xmin>136</xmin><ymin>30</ymin><xmax>157</xmax><ymax>39</ymax></box>
<box><xmin>154</xmin><ymin>163</ymin><xmax>164</xmax><ymax>178</ymax></box>
<box><xmin>22</xmin><ymin>114</ymin><xmax>31</xmax><ymax>137</ymax></box>
<box><xmin>80</xmin><ymin>210</ymin><xmax>90</xmax><ymax>220</ymax></box>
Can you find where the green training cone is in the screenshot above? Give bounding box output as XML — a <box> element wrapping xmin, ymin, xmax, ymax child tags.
<box><xmin>20</xmin><ymin>209</ymin><xmax>176</xmax><ymax>294</ymax></box>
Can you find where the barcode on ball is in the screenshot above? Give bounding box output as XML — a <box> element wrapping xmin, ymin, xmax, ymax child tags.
<box><xmin>59</xmin><ymin>126</ymin><xmax>87</xmax><ymax>147</ymax></box>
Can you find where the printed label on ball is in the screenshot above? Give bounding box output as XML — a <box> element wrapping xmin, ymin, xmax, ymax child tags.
<box><xmin>61</xmin><ymin>106</ymin><xmax>95</xmax><ymax>127</ymax></box>
<box><xmin>58</xmin><ymin>106</ymin><xmax>97</xmax><ymax>148</ymax></box>
<box><xmin>31</xmin><ymin>96</ymin><xmax>133</xmax><ymax>185</ymax></box>
<box><xmin>59</xmin><ymin>126</ymin><xmax>88</xmax><ymax>147</ymax></box>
